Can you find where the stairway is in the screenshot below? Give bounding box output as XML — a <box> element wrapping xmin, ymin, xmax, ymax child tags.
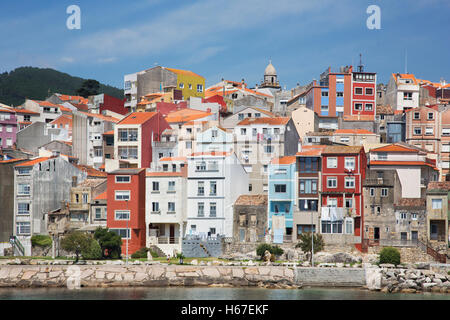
<box><xmin>199</xmin><ymin>243</ymin><xmax>211</xmax><ymax>257</ymax></box>
<box><xmin>11</xmin><ymin>236</ymin><xmax>25</xmax><ymax>256</ymax></box>
<box><xmin>418</xmin><ymin>240</ymin><xmax>447</xmax><ymax>263</ymax></box>
<box><xmin>149</xmin><ymin>245</ymin><xmax>166</xmax><ymax>257</ymax></box>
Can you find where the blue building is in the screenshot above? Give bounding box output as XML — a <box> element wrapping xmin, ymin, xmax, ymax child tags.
<box><xmin>267</xmin><ymin>156</ymin><xmax>296</xmax><ymax>243</ymax></box>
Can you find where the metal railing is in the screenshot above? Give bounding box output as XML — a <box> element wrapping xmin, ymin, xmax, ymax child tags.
<box><xmin>363</xmin><ymin>238</ymin><xmax>420</xmax><ymax>247</ymax></box>
<box><xmin>157</xmin><ymin>237</ymin><xmax>179</xmax><ymax>244</ymax></box>
<box><xmin>10</xmin><ymin>236</ymin><xmax>25</xmax><ymax>256</ymax></box>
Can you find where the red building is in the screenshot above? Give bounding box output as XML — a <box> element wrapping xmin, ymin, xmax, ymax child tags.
<box><xmin>92</xmin><ymin>94</ymin><xmax>127</xmax><ymax>115</ymax></box>
<box><xmin>320</xmin><ymin>145</ymin><xmax>367</xmax><ymax>251</ymax></box>
<box><xmin>107</xmin><ymin>168</ymin><xmax>146</xmax><ymax>255</ymax></box>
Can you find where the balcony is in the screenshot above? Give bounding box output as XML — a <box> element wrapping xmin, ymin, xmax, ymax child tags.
<box><xmin>157</xmin><ymin>237</ymin><xmax>180</xmax><ymax>244</ymax></box>
<box><xmin>321</xmin><ymin>207</ymin><xmax>355</xmax><ymax>219</ymax></box>
<box><xmin>364</xmin><ymin>178</ymin><xmax>393</xmax><ymax>186</ymax></box>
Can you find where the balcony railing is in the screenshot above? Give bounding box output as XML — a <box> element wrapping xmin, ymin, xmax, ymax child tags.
<box><xmin>157</xmin><ymin>237</ymin><xmax>180</xmax><ymax>244</ymax></box>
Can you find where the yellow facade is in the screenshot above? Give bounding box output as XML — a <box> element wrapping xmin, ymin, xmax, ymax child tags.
<box><xmin>166</xmin><ymin>68</ymin><xmax>205</xmax><ymax>100</ymax></box>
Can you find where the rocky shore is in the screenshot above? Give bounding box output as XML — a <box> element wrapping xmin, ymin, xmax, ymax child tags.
<box><xmin>378</xmin><ymin>265</ymin><xmax>450</xmax><ymax>294</ymax></box>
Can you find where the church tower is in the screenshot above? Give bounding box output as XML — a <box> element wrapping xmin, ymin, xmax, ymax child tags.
<box><xmin>260</xmin><ymin>60</ymin><xmax>281</xmax><ymax>89</ymax></box>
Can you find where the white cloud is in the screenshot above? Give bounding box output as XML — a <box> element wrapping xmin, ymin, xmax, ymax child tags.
<box><xmin>61</xmin><ymin>57</ymin><xmax>75</xmax><ymax>63</ymax></box>
<box><xmin>97</xmin><ymin>57</ymin><xmax>117</xmax><ymax>64</ymax></box>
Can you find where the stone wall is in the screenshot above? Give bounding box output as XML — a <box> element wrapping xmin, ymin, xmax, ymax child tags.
<box><xmin>0</xmin><ymin>264</ymin><xmax>299</xmax><ymax>289</ymax></box>
<box><xmin>367</xmin><ymin>246</ymin><xmax>435</xmax><ymax>263</ymax></box>
<box><xmin>182</xmin><ymin>239</ymin><xmax>223</xmax><ymax>258</ymax></box>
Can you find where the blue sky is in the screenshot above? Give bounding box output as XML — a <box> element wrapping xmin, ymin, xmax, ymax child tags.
<box><xmin>1</xmin><ymin>0</ymin><xmax>449</xmax><ymax>90</ymax></box>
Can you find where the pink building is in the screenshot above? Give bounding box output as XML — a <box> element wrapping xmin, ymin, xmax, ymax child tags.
<box><xmin>0</xmin><ymin>106</ymin><xmax>18</xmax><ymax>149</ymax></box>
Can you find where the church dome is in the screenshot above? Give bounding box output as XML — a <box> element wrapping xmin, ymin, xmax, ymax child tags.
<box><xmin>264</xmin><ymin>61</ymin><xmax>277</xmax><ymax>76</ymax></box>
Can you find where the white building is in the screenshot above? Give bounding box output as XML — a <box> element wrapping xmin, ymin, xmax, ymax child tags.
<box><xmin>186</xmin><ymin>152</ymin><xmax>249</xmax><ymax>238</ymax></box>
<box><xmin>386</xmin><ymin>73</ymin><xmax>420</xmax><ymax>111</ymax></box>
<box><xmin>146</xmin><ymin>158</ymin><xmax>187</xmax><ymax>256</ymax></box>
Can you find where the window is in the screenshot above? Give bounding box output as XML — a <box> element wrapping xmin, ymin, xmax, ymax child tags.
<box><xmin>400</xmin><ymin>212</ymin><xmax>407</xmax><ymax>219</ymax></box>
<box><xmin>118</xmin><ymin>146</ymin><xmax>138</xmax><ymax>160</ymax></box>
<box><xmin>425</xmin><ymin>127</ymin><xmax>433</xmax><ymax>135</ymax></box>
<box><xmin>345</xmin><ymin>219</ymin><xmax>353</xmax><ymax>234</ymax></box>
<box><xmin>17</xmin><ymin>168</ymin><xmax>31</xmax><ymax>175</ymax></box>
<box><xmin>264</xmin><ymin>146</ymin><xmax>274</xmax><ymax>153</ymax></box>
<box><xmin>327</xmin><ymin>177</ymin><xmax>337</xmax><ymax>188</ymax></box>
<box><xmin>428</xmin><ymin>113</ymin><xmax>434</xmax><ymax>120</ymax></box>
<box><xmin>17</xmin><ymin>203</ymin><xmax>30</xmax><ymax>215</ymax></box>
<box><xmin>321</xmin><ymin>105</ymin><xmax>328</xmax><ymax>112</ymax></box>
<box><xmin>210</xmin><ymin>181</ymin><xmax>217</xmax><ymax>195</ymax></box>
<box><xmin>274</xmin><ymin>184</ymin><xmax>287</xmax><ymax>193</ymax></box>
<box><xmin>443</xmin><ymin>128</ymin><xmax>450</xmax><ymax>136</ymax></box>
<box><xmin>210</xmin><ymin>203</ymin><xmax>216</xmax><ymax>217</ymax></box>
<box><xmin>248</xmin><ymin>184</ymin><xmax>252</xmax><ymax>192</ymax></box>
<box><xmin>191</xmin><ymin>225</ymin><xmax>197</xmax><ymax>233</ymax></box>
<box><xmin>185</xmin><ymin>141</ymin><xmax>192</xmax><ymax>149</ymax></box>
<box><xmin>82</xmin><ymin>193</ymin><xmax>88</xmax><ymax>204</ymax></box>
<box><xmin>321</xmin><ymin>221</ymin><xmax>332</xmax><ymax>233</ymax></box>
<box><xmin>327</xmin><ymin>157</ymin><xmax>337</xmax><ymax>168</ymax></box>
<box><xmin>345</xmin><ymin>177</ymin><xmax>355</xmax><ymax>188</ymax></box>
<box><xmin>299</xmin><ymin>179</ymin><xmax>317</xmax><ymax>194</ymax></box>
<box><xmin>179</xmin><ymin>83</ymin><xmax>184</xmax><ymax>89</ymax></box>
<box><xmin>168</xmin><ymin>181</ymin><xmax>175</xmax><ymax>192</ymax></box>
<box><xmin>365</xmin><ymin>88</ymin><xmax>373</xmax><ymax>95</ymax></box>
<box><xmin>16</xmin><ymin>222</ymin><xmax>31</xmax><ymax>235</ymax></box>
<box><xmin>411</xmin><ymin>213</ymin><xmax>418</xmax><ymax>220</ymax></box>
<box><xmin>337</xmin><ymin>92</ymin><xmax>343</xmax><ymax>97</ymax></box>
<box><xmin>198</xmin><ymin>203</ymin><xmax>204</xmax><ymax>217</ymax></box>
<box><xmin>75</xmin><ymin>194</ymin><xmax>80</xmax><ymax>203</ymax></box>
<box><xmin>111</xmin><ymin>229</ymin><xmax>130</xmax><ymax>239</ymax></box>
<box><xmin>355</xmin><ymin>87</ymin><xmax>363</xmax><ymax>95</ymax></box>
<box><xmin>198</xmin><ymin>181</ymin><xmax>205</xmax><ymax>196</ymax></box>
<box><xmin>328</xmin><ymin>199</ymin><xmax>337</xmax><ymax>207</ymax></box>
<box><xmin>208</xmin><ymin>161</ymin><xmax>219</xmax><ymax>171</ymax></box>
<box><xmin>163</xmin><ymin>164</ymin><xmax>168</xmax><ymax>172</ymax></box>
<box><xmin>432</xmin><ymin>199</ymin><xmax>442</xmax><ymax>209</ymax></box>
<box><xmin>414</xmin><ymin>127</ymin><xmax>422</xmax><ymax>135</ymax></box>
<box><xmin>378</xmin><ymin>152</ymin><xmax>387</xmax><ymax>160</ymax></box>
<box><xmin>196</xmin><ymin>161</ymin><xmax>206</xmax><ymax>171</ymax></box>
<box><xmin>370</xmin><ymin>188</ymin><xmax>375</xmax><ymax>197</ymax></box>
<box><xmin>152</xmin><ymin>181</ymin><xmax>159</xmax><ymax>191</ymax></box>
<box><xmin>414</xmin><ymin>112</ymin><xmax>420</xmax><ymax>120</ymax></box>
<box><xmin>299</xmin><ymin>199</ymin><xmax>318</xmax><ymax>211</ymax></box>
<box><xmin>115</xmin><ymin>210</ymin><xmax>130</xmax><ymax>220</ymax></box>
<box><xmin>354</xmin><ymin>103</ymin><xmax>363</xmax><ymax>110</ymax></box>
<box><xmin>365</xmin><ymin>103</ymin><xmax>373</xmax><ymax>111</ymax></box>
<box><xmin>115</xmin><ymin>190</ymin><xmax>130</xmax><ymax>201</ymax></box>
<box><xmin>118</xmin><ymin>128</ymin><xmax>138</xmax><ymax>142</ymax></box>
<box><xmin>344</xmin><ymin>157</ymin><xmax>355</xmax><ymax>170</ymax></box>
<box><xmin>403</xmin><ymin>92</ymin><xmax>412</xmax><ymax>100</ymax></box>
<box><xmin>381</xmin><ymin>188</ymin><xmax>388</xmax><ymax>197</ymax></box>
<box><xmin>345</xmin><ymin>199</ymin><xmax>353</xmax><ymax>208</ymax></box>
<box><xmin>255</xmin><ymin>113</ymin><xmax>261</xmax><ymax>118</ymax></box>
<box><xmin>115</xmin><ymin>176</ymin><xmax>130</xmax><ymax>183</ymax></box>
<box><xmin>238</xmin><ymin>114</ymin><xmax>244</xmax><ymax>120</ymax></box>
<box><xmin>240</xmin><ymin>128</ymin><xmax>247</xmax><ymax>135</ymax></box>
<box><xmin>168</xmin><ymin>202</ymin><xmax>175</xmax><ymax>212</ymax></box>
<box><xmin>197</xmin><ymin>84</ymin><xmax>203</xmax><ymax>93</ymax></box>
<box><xmin>322</xmin><ymin>91</ymin><xmax>328</xmax><ymax>97</ymax></box>
<box><xmin>340</xmin><ymin>137</ymin><xmax>349</xmax><ymax>143</ymax></box>
<box><xmin>211</xmin><ymin>129</ymin><xmax>218</xmax><ymax>138</ymax></box>
<box><xmin>18</xmin><ymin>184</ymin><xmax>30</xmax><ymax>195</ymax></box>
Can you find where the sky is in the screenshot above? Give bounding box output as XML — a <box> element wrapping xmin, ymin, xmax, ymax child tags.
<box><xmin>0</xmin><ymin>0</ymin><xmax>449</xmax><ymax>90</ymax></box>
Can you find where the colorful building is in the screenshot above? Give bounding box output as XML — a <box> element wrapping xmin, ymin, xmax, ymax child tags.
<box><xmin>0</xmin><ymin>106</ymin><xmax>18</xmax><ymax>149</ymax></box>
<box><xmin>106</xmin><ymin>168</ymin><xmax>146</xmax><ymax>256</ymax></box>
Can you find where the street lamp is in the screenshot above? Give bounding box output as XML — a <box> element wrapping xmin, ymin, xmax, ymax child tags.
<box><xmin>304</xmin><ymin>200</ymin><xmax>314</xmax><ymax>267</ymax></box>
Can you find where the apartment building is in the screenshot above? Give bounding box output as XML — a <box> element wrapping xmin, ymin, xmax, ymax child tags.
<box><xmin>186</xmin><ymin>152</ymin><xmax>248</xmax><ymax>238</ymax></box>
<box><xmin>386</xmin><ymin>73</ymin><xmax>420</xmax><ymax>111</ymax></box>
<box><xmin>0</xmin><ymin>106</ymin><xmax>18</xmax><ymax>149</ymax></box>
<box><xmin>107</xmin><ymin>168</ymin><xmax>146</xmax><ymax>255</ymax></box>
<box><xmin>405</xmin><ymin>106</ymin><xmax>441</xmax><ymax>154</ymax></box>
<box><xmin>146</xmin><ymin>159</ymin><xmax>187</xmax><ymax>255</ymax></box>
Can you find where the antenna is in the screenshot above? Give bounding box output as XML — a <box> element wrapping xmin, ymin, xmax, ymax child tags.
<box><xmin>404</xmin><ymin>49</ymin><xmax>408</xmax><ymax>74</ymax></box>
<box><xmin>357</xmin><ymin>53</ymin><xmax>364</xmax><ymax>72</ymax></box>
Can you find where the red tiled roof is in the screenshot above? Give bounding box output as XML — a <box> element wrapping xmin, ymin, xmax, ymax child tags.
<box><xmin>146</xmin><ymin>171</ymin><xmax>185</xmax><ymax>177</ymax></box>
<box><xmin>370</xmin><ymin>160</ymin><xmax>437</xmax><ymax>170</ymax></box>
<box><xmin>165</xmin><ymin>67</ymin><xmax>204</xmax><ymax>79</ymax></box>
<box><xmin>371</xmin><ymin>144</ymin><xmax>419</xmax><ymax>153</ymax></box>
<box><xmin>165</xmin><ymin>109</ymin><xmax>213</xmax><ymax>123</ymax></box>
<box><xmin>79</xmin><ymin>111</ymin><xmax>120</xmax><ymax>123</ymax></box>
<box><xmin>118</xmin><ymin>112</ymin><xmax>157</xmax><ymax>125</ymax></box>
<box><xmin>237</xmin><ymin>117</ymin><xmax>289</xmax><ymax>126</ymax></box>
<box><xmin>392</xmin><ymin>73</ymin><xmax>418</xmax><ymax>85</ymax></box>
<box><xmin>94</xmin><ymin>191</ymin><xmax>107</xmax><ymax>200</ymax></box>
<box><xmin>296</xmin><ymin>145</ymin><xmax>326</xmax><ymax>157</ymax></box>
<box><xmin>271</xmin><ymin>156</ymin><xmax>296</xmax><ymax>165</ymax></box>
<box><xmin>0</xmin><ymin>158</ymin><xmax>25</xmax><ymax>164</ymax></box>
<box><xmin>103</xmin><ymin>130</ymin><xmax>114</xmax><ymax>135</ymax></box>
<box><xmin>158</xmin><ymin>157</ymin><xmax>187</xmax><ymax>162</ymax></box>
<box><xmin>334</xmin><ymin>129</ymin><xmax>375</xmax><ymax>135</ymax></box>
<box><xmin>15</xmin><ymin>157</ymin><xmax>53</xmax><ymax>167</ymax></box>
<box><xmin>73</xmin><ymin>164</ymin><xmax>107</xmax><ymax>177</ymax></box>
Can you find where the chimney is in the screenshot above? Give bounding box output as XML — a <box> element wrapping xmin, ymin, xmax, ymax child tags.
<box><xmin>72</xmin><ymin>176</ymin><xmax>78</xmax><ymax>187</ymax></box>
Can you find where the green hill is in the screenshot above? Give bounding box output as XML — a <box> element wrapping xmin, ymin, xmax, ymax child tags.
<box><xmin>0</xmin><ymin>66</ymin><xmax>124</xmax><ymax>107</ymax></box>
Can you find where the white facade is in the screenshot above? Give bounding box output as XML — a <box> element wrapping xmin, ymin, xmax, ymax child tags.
<box><xmin>22</xmin><ymin>100</ymin><xmax>62</xmax><ymax>124</ymax></box>
<box><xmin>145</xmin><ymin>163</ymin><xmax>187</xmax><ymax>256</ymax></box>
<box><xmin>124</xmin><ymin>73</ymin><xmax>138</xmax><ymax>111</ymax></box>
<box><xmin>186</xmin><ymin>152</ymin><xmax>249</xmax><ymax>237</ymax></box>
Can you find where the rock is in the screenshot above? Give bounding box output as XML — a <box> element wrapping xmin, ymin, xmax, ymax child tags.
<box><xmin>247</xmin><ymin>260</ymin><xmax>255</xmax><ymax>266</ymax></box>
<box><xmin>301</xmin><ymin>261</ymin><xmax>310</xmax><ymax>267</ymax></box>
<box><xmin>263</xmin><ymin>251</ymin><xmax>272</xmax><ymax>263</ymax></box>
<box><xmin>434</xmin><ymin>273</ymin><xmax>447</xmax><ymax>280</ymax></box>
<box><xmin>381</xmin><ymin>286</ymin><xmax>389</xmax><ymax>293</ymax></box>
<box><xmin>401</xmin><ymin>288</ymin><xmax>416</xmax><ymax>294</ymax></box>
<box><xmin>422</xmin><ymin>282</ymin><xmax>437</xmax><ymax>289</ymax></box>
<box><xmin>385</xmin><ymin>271</ymin><xmax>396</xmax><ymax>278</ymax></box>
<box><xmin>407</xmin><ymin>273</ymin><xmax>418</xmax><ymax>280</ymax></box>
<box><xmin>414</xmin><ymin>262</ymin><xmax>430</xmax><ymax>270</ymax></box>
<box><xmin>202</xmin><ymin>268</ymin><xmax>220</xmax><ymax>278</ymax></box>
<box><xmin>433</xmin><ymin>278</ymin><xmax>442</xmax><ymax>285</ymax></box>
<box><xmin>363</xmin><ymin>254</ymin><xmax>379</xmax><ymax>264</ymax></box>
<box><xmin>366</xmin><ymin>268</ymin><xmax>382</xmax><ymax>290</ymax></box>
<box><xmin>336</xmin><ymin>263</ymin><xmax>344</xmax><ymax>268</ymax></box>
<box><xmin>379</xmin><ymin>264</ymin><xmax>395</xmax><ymax>268</ymax></box>
<box><xmin>190</xmin><ymin>259</ymin><xmax>198</xmax><ymax>266</ymax></box>
<box><xmin>431</xmin><ymin>286</ymin><xmax>442</xmax><ymax>293</ymax></box>
<box><xmin>283</xmin><ymin>249</ymin><xmax>299</xmax><ymax>261</ymax></box>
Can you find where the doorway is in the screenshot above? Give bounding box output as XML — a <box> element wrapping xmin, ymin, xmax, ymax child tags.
<box><xmin>170</xmin><ymin>224</ymin><xmax>175</xmax><ymax>244</ymax></box>
<box><xmin>374</xmin><ymin>227</ymin><xmax>380</xmax><ymax>240</ymax></box>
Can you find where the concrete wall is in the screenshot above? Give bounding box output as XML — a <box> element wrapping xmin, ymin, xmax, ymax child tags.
<box><xmin>295</xmin><ymin>267</ymin><xmax>366</xmax><ymax>286</ymax></box>
<box><xmin>182</xmin><ymin>238</ymin><xmax>223</xmax><ymax>257</ymax></box>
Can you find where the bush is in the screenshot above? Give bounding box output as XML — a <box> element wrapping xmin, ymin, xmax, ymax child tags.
<box><xmin>61</xmin><ymin>231</ymin><xmax>91</xmax><ymax>262</ymax></box>
<box><xmin>256</xmin><ymin>243</ymin><xmax>285</xmax><ymax>259</ymax></box>
<box><xmin>82</xmin><ymin>239</ymin><xmax>102</xmax><ymax>260</ymax></box>
<box><xmin>31</xmin><ymin>235</ymin><xmax>52</xmax><ymax>248</ymax></box>
<box><xmin>94</xmin><ymin>227</ymin><xmax>122</xmax><ymax>259</ymax></box>
<box><xmin>131</xmin><ymin>247</ymin><xmax>149</xmax><ymax>259</ymax></box>
<box><xmin>295</xmin><ymin>233</ymin><xmax>324</xmax><ymax>263</ymax></box>
<box><xmin>379</xmin><ymin>247</ymin><xmax>401</xmax><ymax>265</ymax></box>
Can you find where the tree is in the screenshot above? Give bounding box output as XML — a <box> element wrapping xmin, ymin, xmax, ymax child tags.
<box><xmin>295</xmin><ymin>233</ymin><xmax>324</xmax><ymax>263</ymax></box>
<box><xmin>60</xmin><ymin>231</ymin><xmax>91</xmax><ymax>262</ymax></box>
<box><xmin>82</xmin><ymin>238</ymin><xmax>103</xmax><ymax>260</ymax></box>
<box><xmin>379</xmin><ymin>247</ymin><xmax>401</xmax><ymax>265</ymax></box>
<box><xmin>76</xmin><ymin>79</ymin><xmax>100</xmax><ymax>98</ymax></box>
<box><xmin>94</xmin><ymin>227</ymin><xmax>122</xmax><ymax>259</ymax></box>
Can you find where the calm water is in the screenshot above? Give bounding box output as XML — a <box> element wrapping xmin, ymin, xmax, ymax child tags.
<box><xmin>0</xmin><ymin>287</ymin><xmax>449</xmax><ymax>300</ymax></box>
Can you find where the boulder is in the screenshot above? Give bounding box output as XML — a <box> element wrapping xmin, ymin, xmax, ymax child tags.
<box><xmin>379</xmin><ymin>264</ymin><xmax>395</xmax><ymax>268</ymax></box>
<box><xmin>366</xmin><ymin>268</ymin><xmax>382</xmax><ymax>290</ymax></box>
<box><xmin>414</xmin><ymin>262</ymin><xmax>430</xmax><ymax>270</ymax></box>
<box><xmin>363</xmin><ymin>254</ymin><xmax>379</xmax><ymax>264</ymax></box>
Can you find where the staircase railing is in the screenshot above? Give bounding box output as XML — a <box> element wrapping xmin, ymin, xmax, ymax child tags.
<box><xmin>11</xmin><ymin>236</ymin><xmax>25</xmax><ymax>256</ymax></box>
<box><xmin>418</xmin><ymin>239</ymin><xmax>447</xmax><ymax>263</ymax></box>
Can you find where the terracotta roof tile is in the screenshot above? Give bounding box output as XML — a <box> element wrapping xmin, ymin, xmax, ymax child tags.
<box><xmin>165</xmin><ymin>67</ymin><xmax>204</xmax><ymax>79</ymax></box>
<box><xmin>371</xmin><ymin>144</ymin><xmax>419</xmax><ymax>153</ymax></box>
<box><xmin>427</xmin><ymin>181</ymin><xmax>450</xmax><ymax>191</ymax></box>
<box><xmin>79</xmin><ymin>111</ymin><xmax>120</xmax><ymax>123</ymax></box>
<box><xmin>376</xmin><ymin>105</ymin><xmax>394</xmax><ymax>115</ymax></box>
<box><xmin>165</xmin><ymin>109</ymin><xmax>213</xmax><ymax>123</ymax></box>
<box><xmin>237</xmin><ymin>117</ymin><xmax>289</xmax><ymax>126</ymax></box>
<box><xmin>95</xmin><ymin>191</ymin><xmax>107</xmax><ymax>200</ymax></box>
<box><xmin>146</xmin><ymin>171</ymin><xmax>186</xmax><ymax>177</ymax></box>
<box><xmin>323</xmin><ymin>146</ymin><xmax>363</xmax><ymax>154</ymax></box>
<box><xmin>395</xmin><ymin>198</ymin><xmax>425</xmax><ymax>208</ymax></box>
<box><xmin>158</xmin><ymin>156</ymin><xmax>187</xmax><ymax>162</ymax></box>
<box><xmin>73</xmin><ymin>164</ymin><xmax>107</xmax><ymax>177</ymax></box>
<box><xmin>270</xmin><ymin>156</ymin><xmax>296</xmax><ymax>165</ymax></box>
<box><xmin>334</xmin><ymin>129</ymin><xmax>376</xmax><ymax>135</ymax></box>
<box><xmin>15</xmin><ymin>157</ymin><xmax>54</xmax><ymax>167</ymax></box>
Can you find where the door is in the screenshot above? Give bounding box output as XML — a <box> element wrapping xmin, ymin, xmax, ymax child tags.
<box><xmin>374</xmin><ymin>227</ymin><xmax>380</xmax><ymax>240</ymax></box>
<box><xmin>411</xmin><ymin>231</ymin><xmax>418</xmax><ymax>242</ymax></box>
<box><xmin>239</xmin><ymin>229</ymin><xmax>245</xmax><ymax>242</ymax></box>
<box><xmin>170</xmin><ymin>225</ymin><xmax>175</xmax><ymax>244</ymax></box>
<box><xmin>401</xmin><ymin>232</ymin><xmax>407</xmax><ymax>243</ymax></box>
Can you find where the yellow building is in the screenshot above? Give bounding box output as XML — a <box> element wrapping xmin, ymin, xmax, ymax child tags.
<box><xmin>165</xmin><ymin>67</ymin><xmax>205</xmax><ymax>100</ymax></box>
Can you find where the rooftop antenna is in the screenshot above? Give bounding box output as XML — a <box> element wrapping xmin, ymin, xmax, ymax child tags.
<box><xmin>404</xmin><ymin>49</ymin><xmax>408</xmax><ymax>74</ymax></box>
<box><xmin>357</xmin><ymin>53</ymin><xmax>364</xmax><ymax>72</ymax></box>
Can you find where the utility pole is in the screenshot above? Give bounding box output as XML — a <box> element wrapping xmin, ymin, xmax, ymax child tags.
<box><xmin>126</xmin><ymin>199</ymin><xmax>129</xmax><ymax>265</ymax></box>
